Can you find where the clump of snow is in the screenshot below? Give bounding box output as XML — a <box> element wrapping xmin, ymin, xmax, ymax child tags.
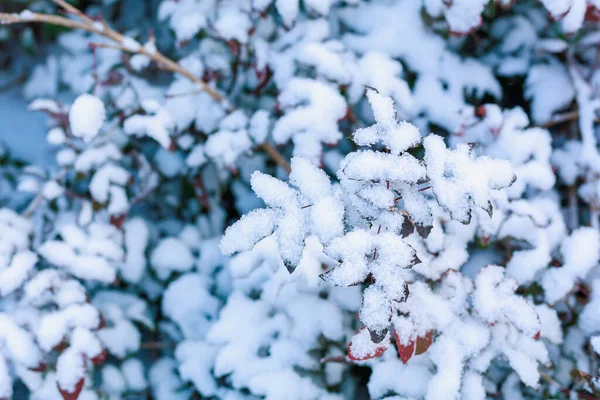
<box><xmin>150</xmin><ymin>237</ymin><xmax>195</xmax><ymax>280</ymax></box>
<box><xmin>353</xmin><ymin>88</ymin><xmax>420</xmax><ymax>155</ymax></box>
<box><xmin>68</xmin><ymin>94</ymin><xmax>106</xmax><ymax>142</ymax></box>
<box><xmin>123</xmin><ymin>100</ymin><xmax>175</xmax><ymax>149</ymax></box>
<box><xmin>19</xmin><ymin>10</ymin><xmax>35</xmax><ymax>21</ymax></box>
<box><xmin>542</xmin><ymin>227</ymin><xmax>600</xmax><ymax>303</ymax></box>
<box><xmin>4</xmin><ymin>0</ymin><xmax>600</xmax><ymax>398</ymax></box>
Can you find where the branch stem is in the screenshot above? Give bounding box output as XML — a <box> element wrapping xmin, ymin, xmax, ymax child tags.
<box><xmin>0</xmin><ymin>3</ymin><xmax>292</xmax><ymax>173</ymax></box>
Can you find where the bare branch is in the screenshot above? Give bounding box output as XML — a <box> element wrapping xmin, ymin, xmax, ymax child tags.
<box><xmin>0</xmin><ymin>7</ymin><xmax>292</xmax><ymax>173</ymax></box>
<box><xmin>52</xmin><ymin>0</ymin><xmax>95</xmax><ymax>25</ymax></box>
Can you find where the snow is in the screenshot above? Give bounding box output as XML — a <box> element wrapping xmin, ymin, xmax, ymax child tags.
<box><xmin>121</xmin><ymin>359</ymin><xmax>147</xmax><ymax>391</ymax></box>
<box><xmin>158</xmin><ymin>0</ymin><xmax>208</xmax><ymax>42</ymax></box>
<box><xmin>297</xmin><ymin>42</ymin><xmax>351</xmax><ymax>84</ymax></box>
<box><xmin>175</xmin><ymin>341</ymin><xmax>218</xmax><ymax>396</ymax></box>
<box><xmin>473</xmin><ymin>266</ymin><xmax>540</xmax><ymax>337</ymax></box>
<box><xmin>205</xmin><ymin>128</ymin><xmax>253</xmax><ymax>169</ymax></box>
<box><xmin>92</xmin><ymin>292</ymin><xmax>152</xmax><ymax>358</ymax></box>
<box><xmin>42</xmin><ymin>181</ymin><xmax>64</xmax><ymax>200</ymax></box>
<box><xmin>19</xmin><ymin>10</ymin><xmax>35</xmax><ymax>20</ymax></box>
<box><xmin>540</xmin><ymin>0</ymin><xmax>573</xmax><ymax>19</ymax></box>
<box><xmin>55</xmin><ymin>347</ymin><xmax>85</xmax><ymax>393</ymax></box>
<box><xmin>38</xmin><ymin>225</ymin><xmax>120</xmax><ymax>282</ymax></box>
<box><xmin>275</xmin><ymin>0</ymin><xmax>300</xmax><ymax>27</ymax></box>
<box><xmin>273</xmin><ymin>78</ymin><xmax>347</xmax><ymax>162</ymax></box>
<box><xmin>350</xmin><ymin>52</ymin><xmax>414</xmax><ymax>117</ymax></box>
<box><xmin>214</xmin><ymin>12</ymin><xmax>251</xmax><ymax>44</ymax></box>
<box><xmin>101</xmin><ymin>365</ymin><xmax>127</xmax><ymax>394</ymax></box>
<box><xmin>98</xmin><ymin>320</ymin><xmax>140</xmax><ymax>358</ymax></box>
<box><xmin>68</xmin><ymin>94</ymin><xmax>106</xmax><ymax>143</ymax></box>
<box><xmin>74</xmin><ymin>144</ymin><xmax>122</xmax><ymax>173</ymax></box>
<box><xmin>0</xmin><ymin>250</ymin><xmax>37</xmax><ymax>296</ymax></box>
<box><xmin>0</xmin><ymin>313</ymin><xmax>42</xmax><ymax>368</ymax></box>
<box><xmin>46</xmin><ymin>127</ymin><xmax>66</xmax><ymax>145</ymax></box>
<box><xmin>186</xmin><ymin>144</ymin><xmax>207</xmax><ymax>168</ymax></box>
<box><xmin>222</xmin><ymin>209</ymin><xmax>277</xmax><ymax>258</ymax></box>
<box><xmin>0</xmin><ymin>355</ymin><xmax>11</xmax><ymax>400</ymax></box>
<box><xmin>1</xmin><ymin>0</ymin><xmax>600</xmax><ymax>398</ymax></box>
<box><xmin>249</xmin><ymin>110</ymin><xmax>270</xmax><ymax>144</ymax></box>
<box><xmin>561</xmin><ymin>0</ymin><xmax>586</xmax><ymax>33</ymax></box>
<box><xmin>123</xmin><ymin>100</ymin><xmax>175</xmax><ymax>149</ymax></box>
<box><xmin>150</xmin><ymin>357</ymin><xmax>190</xmax><ymax>400</ymax></box>
<box><xmin>122</xmin><ymin>218</ymin><xmax>148</xmax><ymax>284</ymax></box>
<box><xmin>592</xmin><ymin>336</ymin><xmax>600</xmax><ymax>354</ymax></box>
<box><xmin>130</xmin><ymin>53</ymin><xmax>151</xmax><ymax>71</ymax></box>
<box><xmin>222</xmin><ymin>159</ymin><xmax>344</xmax><ymax>269</ymax></box>
<box><xmin>341</xmin><ymin>151</ymin><xmax>426</xmax><ymax>183</ymax></box>
<box><xmin>150</xmin><ymin>237</ymin><xmax>195</xmax><ymax>280</ymax></box>
<box><xmin>444</xmin><ymin>0</ymin><xmax>487</xmax><ymax>34</ymax></box>
<box><xmin>163</xmin><ymin>274</ymin><xmax>220</xmax><ymax>339</ymax></box>
<box><xmin>536</xmin><ymin>304</ymin><xmax>564</xmax><ymax>344</ymax></box>
<box><xmin>324</xmin><ymin>230</ymin><xmax>415</xmax><ymax>336</ymax></box>
<box><xmin>121</xmin><ymin>37</ymin><xmax>141</xmax><ymax>52</ymax></box>
<box><xmin>525</xmin><ymin>61</ymin><xmax>575</xmax><ymax>124</ymax></box>
<box><xmin>368</xmin><ymin>357</ymin><xmax>431</xmax><ymax>398</ymax></box>
<box><xmin>37</xmin><ymin>303</ymin><xmax>101</xmax><ymax>351</ymax></box>
<box><xmin>542</xmin><ymin>228</ymin><xmax>600</xmax><ymax>303</ymax></box>
<box><xmin>89</xmin><ymin>164</ymin><xmax>130</xmax><ymax>215</ymax></box>
<box><xmin>424</xmin><ymin>134</ymin><xmax>515</xmax><ymax>223</ymax></box>
<box><xmin>353</xmin><ymin>88</ymin><xmax>420</xmax><ymax>155</ymax></box>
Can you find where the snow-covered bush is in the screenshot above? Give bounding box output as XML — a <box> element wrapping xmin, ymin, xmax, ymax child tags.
<box><xmin>0</xmin><ymin>0</ymin><xmax>600</xmax><ymax>398</ymax></box>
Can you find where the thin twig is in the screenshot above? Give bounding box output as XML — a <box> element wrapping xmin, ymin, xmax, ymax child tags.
<box><xmin>140</xmin><ymin>341</ymin><xmax>177</xmax><ymax>350</ymax></box>
<box><xmin>539</xmin><ymin>110</ymin><xmax>580</xmax><ymax>128</ymax></box>
<box><xmin>260</xmin><ymin>140</ymin><xmax>291</xmax><ymax>173</ymax></box>
<box><xmin>538</xmin><ymin>110</ymin><xmax>600</xmax><ymax>128</ymax></box>
<box><xmin>21</xmin><ymin>169</ymin><xmax>67</xmax><ymax>218</ymax></box>
<box><xmin>89</xmin><ymin>42</ymin><xmax>126</xmax><ymax>51</ymax></box>
<box><xmin>21</xmin><ymin>194</ymin><xmax>45</xmax><ymax>218</ymax></box>
<box><xmin>0</xmin><ymin>2</ymin><xmax>292</xmax><ymax>174</ymax></box>
<box><xmin>320</xmin><ymin>355</ymin><xmax>348</xmax><ymax>364</ymax></box>
<box><xmin>568</xmin><ymin>184</ymin><xmax>579</xmax><ymax>231</ymax></box>
<box><xmin>53</xmin><ymin>0</ymin><xmax>95</xmax><ymax>25</ymax></box>
<box><xmin>591</xmin><ymin>200</ymin><xmax>600</xmax><ymax>230</ymax></box>
<box><xmin>164</xmin><ymin>88</ymin><xmax>205</xmax><ymax>99</ymax></box>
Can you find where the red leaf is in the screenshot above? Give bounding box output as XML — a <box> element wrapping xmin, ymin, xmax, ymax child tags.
<box><xmin>393</xmin><ymin>330</ymin><xmax>415</xmax><ymax>364</ymax></box>
<box><xmin>53</xmin><ymin>340</ymin><xmax>69</xmax><ymax>352</ymax></box>
<box><xmin>397</xmin><ymin>340</ymin><xmax>415</xmax><ymax>364</ymax></box>
<box><xmin>91</xmin><ymin>348</ymin><xmax>107</xmax><ymax>366</ymax></box>
<box><xmin>94</xmin><ymin>314</ymin><xmax>106</xmax><ymax>331</ymax></box>
<box><xmin>227</xmin><ymin>40</ymin><xmax>240</xmax><ymax>56</ymax></box>
<box><xmin>474</xmin><ymin>105</ymin><xmax>486</xmax><ymax>118</ymax></box>
<box><xmin>100</xmin><ymin>70</ymin><xmax>124</xmax><ymax>86</ymax></box>
<box><xmin>479</xmin><ymin>235</ymin><xmax>490</xmax><ymax>247</ymax></box>
<box><xmin>415</xmin><ymin>331</ymin><xmax>434</xmax><ymax>355</ymax></box>
<box><xmin>58</xmin><ymin>378</ymin><xmax>85</xmax><ymax>400</ymax></box>
<box><xmin>28</xmin><ymin>362</ymin><xmax>47</xmax><ymax>372</ymax></box>
<box><xmin>168</xmin><ymin>137</ymin><xmax>177</xmax><ymax>152</ymax></box>
<box><xmin>348</xmin><ymin>327</ymin><xmax>390</xmax><ymax>361</ymax></box>
<box><xmin>534</xmin><ymin>331</ymin><xmax>541</xmax><ymax>340</ymax></box>
<box><xmin>109</xmin><ymin>214</ymin><xmax>126</xmax><ymax>229</ymax></box>
<box><xmin>585</xmin><ymin>5</ymin><xmax>600</xmax><ymax>21</ymax></box>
